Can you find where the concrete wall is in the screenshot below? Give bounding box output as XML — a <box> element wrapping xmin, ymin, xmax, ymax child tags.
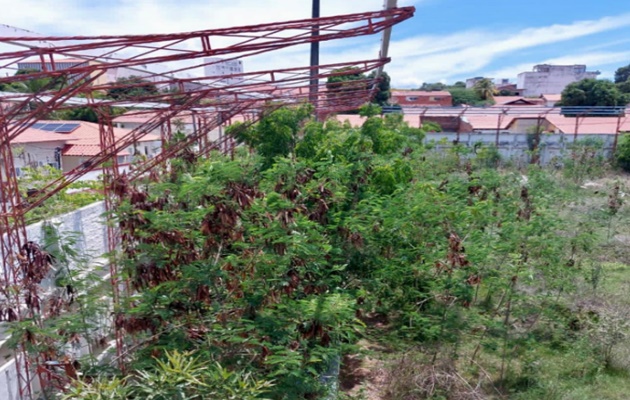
<box><xmin>25</xmin><ymin>201</ymin><xmax>108</xmax><ymax>261</ymax></box>
<box><xmin>425</xmin><ymin>131</ymin><xmax>615</xmax><ymax>167</ymax></box>
<box><xmin>0</xmin><ymin>357</ymin><xmax>22</xmax><ymax>400</ymax></box>
<box><xmin>0</xmin><ymin>201</ymin><xmax>108</xmax><ymax>400</ymax></box>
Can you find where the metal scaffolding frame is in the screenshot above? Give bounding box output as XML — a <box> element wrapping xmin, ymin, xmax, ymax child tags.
<box><xmin>0</xmin><ymin>5</ymin><xmax>414</xmax><ymax>398</ymax></box>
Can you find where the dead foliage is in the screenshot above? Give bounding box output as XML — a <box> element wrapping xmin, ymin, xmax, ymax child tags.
<box><xmin>383</xmin><ymin>356</ymin><xmax>487</xmax><ymax>400</ymax></box>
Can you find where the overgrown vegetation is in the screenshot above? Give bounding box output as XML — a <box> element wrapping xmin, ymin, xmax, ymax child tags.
<box><xmin>18</xmin><ymin>166</ymin><xmax>102</xmax><ymax>224</ymax></box>
<box><xmin>13</xmin><ymin>105</ymin><xmax>630</xmax><ymax>399</ymax></box>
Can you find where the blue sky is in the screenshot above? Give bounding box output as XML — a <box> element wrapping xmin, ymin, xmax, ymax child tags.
<box><xmin>379</xmin><ymin>0</ymin><xmax>630</xmax><ymax>86</ymax></box>
<box><xmin>2</xmin><ymin>0</ymin><xmax>630</xmax><ymax>88</ymax></box>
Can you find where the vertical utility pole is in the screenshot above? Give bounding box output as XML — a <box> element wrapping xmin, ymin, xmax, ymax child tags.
<box><xmin>309</xmin><ymin>0</ymin><xmax>320</xmax><ymax>108</ymax></box>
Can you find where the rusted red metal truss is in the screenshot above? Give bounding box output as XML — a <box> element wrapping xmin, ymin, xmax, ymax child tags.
<box><xmin>0</xmin><ymin>5</ymin><xmax>414</xmax><ymax>398</ymax></box>
<box><xmin>0</xmin><ymin>7</ymin><xmax>413</xmax><ymax>81</ymax></box>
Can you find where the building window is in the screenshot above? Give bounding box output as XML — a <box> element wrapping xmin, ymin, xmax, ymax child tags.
<box><xmin>406</xmin><ymin>96</ymin><xmax>418</xmax><ymax>101</ymax></box>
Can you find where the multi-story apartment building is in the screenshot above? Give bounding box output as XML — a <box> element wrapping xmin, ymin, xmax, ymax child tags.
<box><xmin>203</xmin><ymin>57</ymin><xmax>244</xmax><ymax>85</ymax></box>
<box><xmin>517</xmin><ymin>64</ymin><xmax>600</xmax><ymax>97</ymax></box>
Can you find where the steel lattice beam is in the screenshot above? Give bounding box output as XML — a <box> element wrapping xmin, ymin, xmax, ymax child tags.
<box><xmin>0</xmin><ymin>6</ymin><xmax>414</xmax><ymax>398</ymax></box>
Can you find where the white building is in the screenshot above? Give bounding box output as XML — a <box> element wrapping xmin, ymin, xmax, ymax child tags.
<box><xmin>17</xmin><ymin>58</ymin><xmax>172</xmax><ymax>89</ymax></box>
<box><xmin>517</xmin><ymin>64</ymin><xmax>600</xmax><ymax>97</ymax></box>
<box><xmin>465</xmin><ymin>77</ymin><xmax>486</xmax><ymax>89</ymax></box>
<box><xmin>204</xmin><ymin>57</ymin><xmax>244</xmax><ymax>85</ymax></box>
<box><xmin>10</xmin><ymin>120</ymin><xmax>160</xmax><ymax>175</ymax></box>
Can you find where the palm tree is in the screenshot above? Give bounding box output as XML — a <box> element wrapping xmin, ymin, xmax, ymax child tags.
<box><xmin>8</xmin><ymin>68</ymin><xmax>67</xmax><ymax>94</ymax></box>
<box><xmin>473</xmin><ymin>78</ymin><xmax>497</xmax><ymax>101</ymax></box>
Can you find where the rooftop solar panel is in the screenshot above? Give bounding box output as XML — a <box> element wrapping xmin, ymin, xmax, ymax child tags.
<box><xmin>29</xmin><ymin>122</ymin><xmax>80</xmax><ymax>133</ymax></box>
<box><xmin>55</xmin><ymin>123</ymin><xmax>80</xmax><ymax>133</ymax></box>
<box><xmin>39</xmin><ymin>123</ymin><xmax>62</xmax><ymax>131</ymax></box>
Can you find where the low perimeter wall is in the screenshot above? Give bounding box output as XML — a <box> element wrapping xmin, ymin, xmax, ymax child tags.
<box><xmin>0</xmin><ymin>201</ymin><xmax>107</xmax><ymax>400</ymax></box>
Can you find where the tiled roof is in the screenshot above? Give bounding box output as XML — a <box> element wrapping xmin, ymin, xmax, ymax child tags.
<box><xmin>11</xmin><ymin>120</ymin><xmax>159</xmax><ymax>145</ymax></box>
<box><xmin>493</xmin><ymin>96</ymin><xmax>544</xmax><ymax>106</ymax></box>
<box><xmin>545</xmin><ymin>114</ymin><xmax>630</xmax><ymax>135</ymax></box>
<box><xmin>332</xmin><ymin>114</ymin><xmax>422</xmax><ymax>128</ymax></box>
<box><xmin>62</xmin><ymin>144</ymin><xmax>130</xmax><ymax>157</ymax></box>
<box><xmin>392</xmin><ymin>90</ymin><xmax>451</xmax><ymax>97</ymax></box>
<box><xmin>113</xmin><ymin>111</ymin><xmax>259</xmax><ymax>127</ymax></box>
<box><xmin>541</xmin><ymin>94</ymin><xmax>562</xmax><ymax>103</ymax></box>
<box><xmin>113</xmin><ymin>111</ymin><xmax>197</xmax><ymax>125</ymax></box>
<box><xmin>462</xmin><ymin>115</ymin><xmax>516</xmax><ymax>130</ymax></box>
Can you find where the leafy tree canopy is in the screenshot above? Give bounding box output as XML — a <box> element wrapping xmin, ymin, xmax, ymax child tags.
<box><xmin>614</xmin><ymin>64</ymin><xmax>630</xmax><ymax>84</ymax></box>
<box><xmin>615</xmin><ymin>132</ymin><xmax>630</xmax><ymax>171</ymax></box>
<box><xmin>418</xmin><ymin>82</ymin><xmax>446</xmax><ymax>91</ymax></box>
<box><xmin>418</xmin><ymin>81</ymin><xmax>467</xmax><ymax>91</ymax></box>
<box><xmin>367</xmin><ymin>70</ymin><xmax>391</xmax><ymax>106</ymax></box>
<box><xmin>0</xmin><ymin>68</ymin><xmax>67</xmax><ymax>93</ymax></box>
<box><xmin>616</xmin><ymin>79</ymin><xmax>630</xmax><ymax>94</ymax></box>
<box><xmin>473</xmin><ymin>78</ymin><xmax>496</xmax><ymax>101</ymax></box>
<box><xmin>558</xmin><ymin>78</ymin><xmax>629</xmax><ymax>107</ymax></box>
<box><xmin>107</xmin><ymin>75</ymin><xmax>160</xmax><ymax>100</ymax></box>
<box><xmin>448</xmin><ymin>88</ymin><xmax>489</xmax><ymax>106</ymax></box>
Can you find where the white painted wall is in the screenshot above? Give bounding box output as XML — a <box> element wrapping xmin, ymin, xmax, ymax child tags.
<box><xmin>12</xmin><ymin>141</ymin><xmax>65</xmax><ymax>176</ymax></box>
<box><xmin>517</xmin><ymin>65</ymin><xmax>600</xmax><ymax>97</ymax></box>
<box><xmin>0</xmin><ymin>202</ymin><xmax>108</xmax><ymax>400</ymax></box>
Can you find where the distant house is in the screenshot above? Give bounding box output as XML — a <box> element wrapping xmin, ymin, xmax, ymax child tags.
<box><xmin>496</xmin><ymin>82</ymin><xmax>521</xmax><ymax>96</ymax></box>
<box><xmin>391</xmin><ymin>90</ymin><xmax>452</xmax><ymax>107</ymax></box>
<box><xmin>17</xmin><ymin>58</ymin><xmax>109</xmax><ymax>86</ymax></box>
<box><xmin>114</xmin><ymin>111</ymin><xmax>196</xmax><ymax>135</ymax></box>
<box><xmin>17</xmin><ymin>57</ymin><xmax>171</xmax><ymax>88</ymax></box>
<box><xmin>332</xmin><ymin>114</ymin><xmax>423</xmax><ymax>129</ymax></box>
<box><xmin>465</xmin><ymin>77</ymin><xmax>486</xmax><ymax>89</ymax></box>
<box><xmin>113</xmin><ymin>111</ymin><xmax>244</xmax><ymax>153</ymax></box>
<box><xmin>10</xmin><ymin>120</ymin><xmax>160</xmax><ymax>175</ymax></box>
<box><xmin>492</xmin><ymin>96</ymin><xmax>545</xmax><ymax>107</ymax></box>
<box><xmin>540</xmin><ymin>94</ymin><xmax>562</xmax><ymax>107</ymax></box>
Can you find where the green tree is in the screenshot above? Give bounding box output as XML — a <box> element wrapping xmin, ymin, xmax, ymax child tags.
<box><xmin>614</xmin><ymin>64</ymin><xmax>630</xmax><ymax>84</ymax></box>
<box><xmin>615</xmin><ymin>132</ymin><xmax>630</xmax><ymax>172</ymax></box>
<box><xmin>4</xmin><ymin>69</ymin><xmax>68</xmax><ymax>93</ymax></box>
<box><xmin>326</xmin><ymin>67</ymin><xmax>367</xmax><ymax>95</ymax></box>
<box><xmin>558</xmin><ymin>78</ymin><xmax>629</xmax><ymax>107</ymax></box>
<box><xmin>419</xmin><ymin>82</ymin><xmax>446</xmax><ymax>91</ymax></box>
<box><xmin>616</xmin><ymin>79</ymin><xmax>630</xmax><ymax>94</ymax></box>
<box><xmin>473</xmin><ymin>78</ymin><xmax>496</xmax><ymax>101</ymax></box>
<box><xmin>367</xmin><ymin>70</ymin><xmax>391</xmax><ymax>106</ymax></box>
<box><xmin>107</xmin><ymin>75</ymin><xmax>160</xmax><ymax>100</ymax></box>
<box><xmin>229</xmin><ymin>104</ymin><xmax>314</xmax><ymax>168</ymax></box>
<box><xmin>614</xmin><ymin>63</ymin><xmax>630</xmax><ymax>95</ymax></box>
<box><xmin>499</xmin><ymin>88</ymin><xmax>519</xmax><ymax>96</ymax></box>
<box><xmin>448</xmin><ymin>88</ymin><xmax>484</xmax><ymax>106</ymax></box>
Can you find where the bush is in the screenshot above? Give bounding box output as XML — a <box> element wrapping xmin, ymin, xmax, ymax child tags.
<box><xmin>615</xmin><ymin>132</ymin><xmax>630</xmax><ymax>172</ymax></box>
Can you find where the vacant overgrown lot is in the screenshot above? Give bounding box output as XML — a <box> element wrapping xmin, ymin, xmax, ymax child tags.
<box><xmin>49</xmin><ymin>106</ymin><xmax>630</xmax><ymax>399</ymax></box>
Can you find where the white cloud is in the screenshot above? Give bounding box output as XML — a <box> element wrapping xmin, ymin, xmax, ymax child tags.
<box><xmin>1</xmin><ymin>1</ymin><xmax>629</xmax><ymax>89</ymax></box>
<box><xmin>1</xmin><ymin>1</ymin><xmax>424</xmax><ymax>35</ymax></box>
<box><xmin>0</xmin><ymin>1</ymin><xmax>424</xmax><ymax>80</ymax></box>
<box><xmin>383</xmin><ymin>13</ymin><xmax>630</xmax><ymax>87</ymax></box>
